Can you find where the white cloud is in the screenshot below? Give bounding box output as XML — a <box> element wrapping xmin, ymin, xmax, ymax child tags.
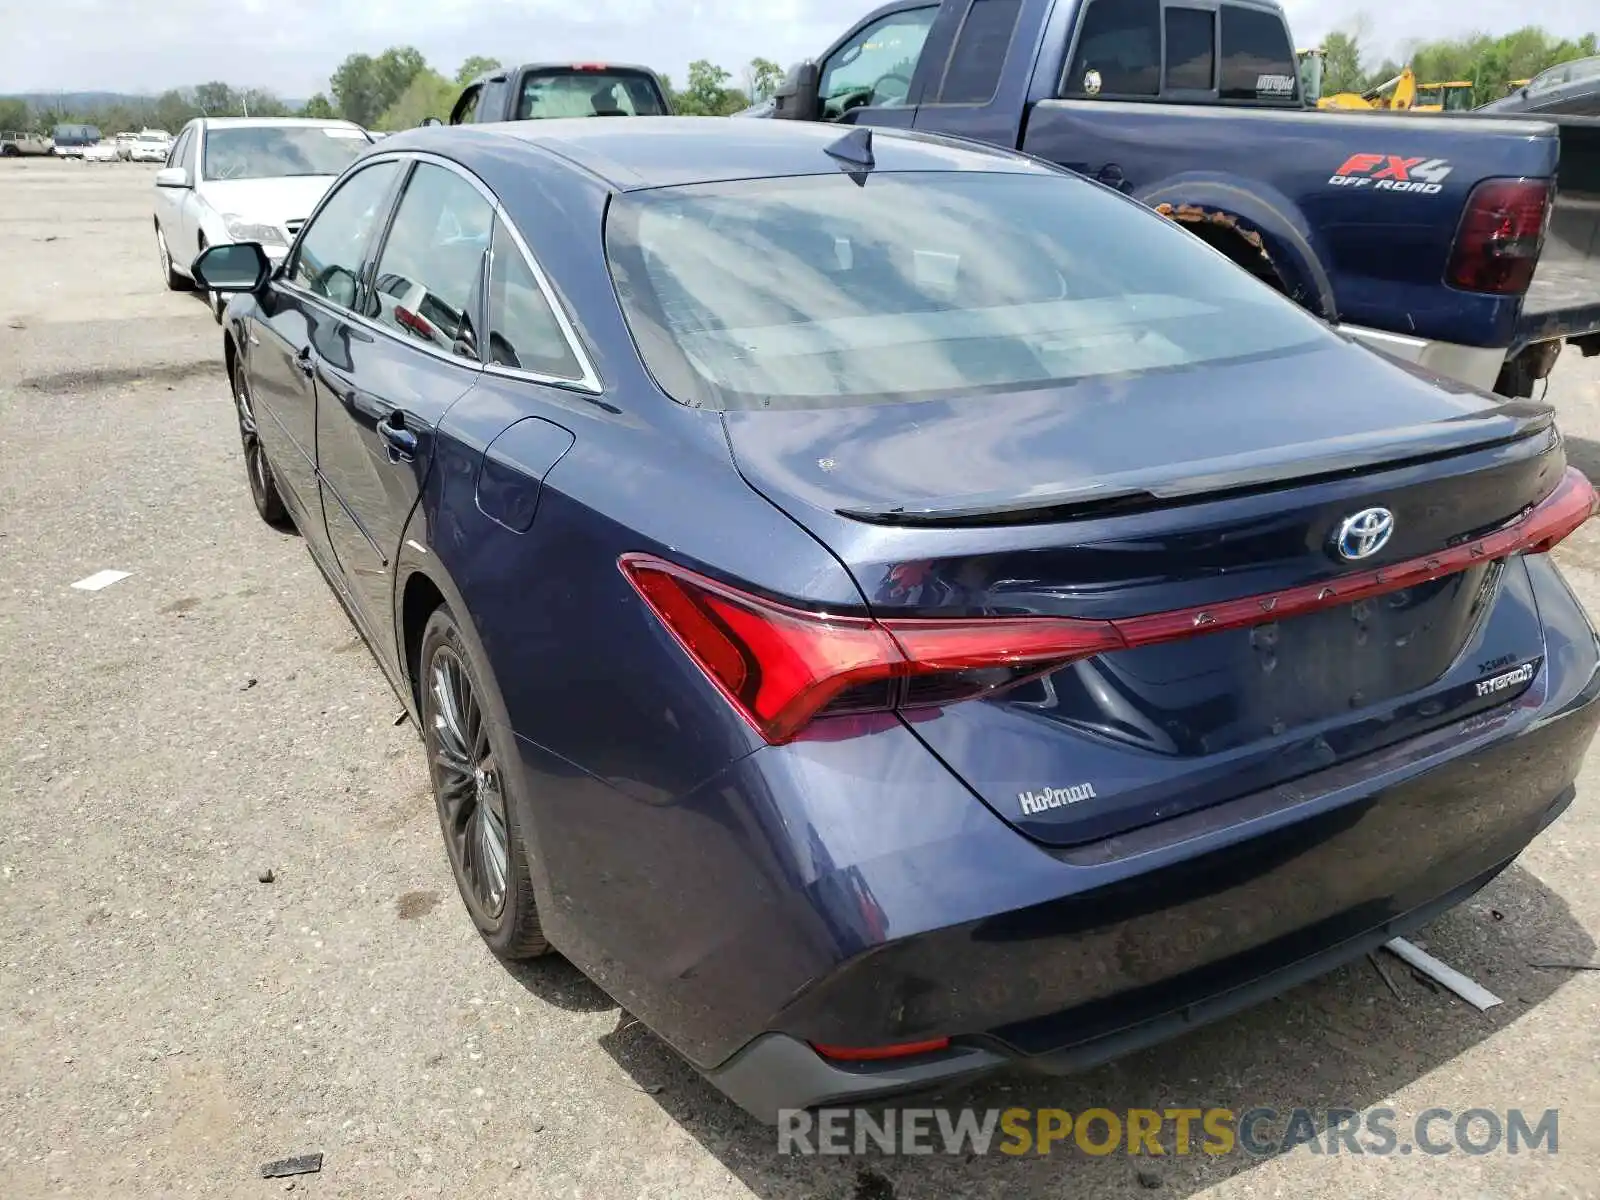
<box><xmin>2</xmin><ymin>0</ymin><xmax>1592</xmax><ymax>99</ymax></box>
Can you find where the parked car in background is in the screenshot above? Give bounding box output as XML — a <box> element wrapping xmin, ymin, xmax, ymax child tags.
<box><xmin>50</xmin><ymin>124</ymin><xmax>101</xmax><ymax>157</ymax></box>
<box><xmin>0</xmin><ymin>131</ymin><xmax>53</xmax><ymax>157</ymax></box>
<box><xmin>1478</xmin><ymin>55</ymin><xmax>1600</xmax><ymax>116</ymax></box>
<box><xmin>80</xmin><ymin>139</ymin><xmax>119</xmax><ymax>163</ymax></box>
<box><xmin>129</xmin><ymin>129</ymin><xmax>172</xmax><ymax>163</ymax></box>
<box><xmin>446</xmin><ymin>62</ymin><xmax>672</xmax><ymax>124</ymax></box>
<box><xmin>193</xmin><ymin>118</ymin><xmax>1600</xmax><ymax>1123</ymax></box>
<box><xmin>153</xmin><ymin>116</ymin><xmax>374</xmax><ymax>318</ymax></box>
<box><xmin>114</xmin><ymin>132</ymin><xmax>138</xmax><ymax>160</ymax></box>
<box><xmin>764</xmin><ymin>0</ymin><xmax>1600</xmax><ymax>399</ymax></box>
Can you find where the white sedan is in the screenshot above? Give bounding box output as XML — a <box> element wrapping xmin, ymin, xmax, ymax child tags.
<box><xmin>153</xmin><ymin>117</ymin><xmax>374</xmax><ymax>318</ymax></box>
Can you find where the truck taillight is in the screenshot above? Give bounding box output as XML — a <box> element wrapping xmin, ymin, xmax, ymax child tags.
<box><xmin>1446</xmin><ymin>178</ymin><xmax>1551</xmax><ymax>296</ymax></box>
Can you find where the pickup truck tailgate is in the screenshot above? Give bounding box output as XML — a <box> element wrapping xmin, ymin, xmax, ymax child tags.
<box><xmin>1517</xmin><ymin>115</ymin><xmax>1600</xmax><ymax>349</ymax></box>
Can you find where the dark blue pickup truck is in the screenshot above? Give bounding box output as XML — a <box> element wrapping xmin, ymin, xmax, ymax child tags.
<box><xmin>765</xmin><ymin>0</ymin><xmax>1600</xmax><ymax>398</ymax></box>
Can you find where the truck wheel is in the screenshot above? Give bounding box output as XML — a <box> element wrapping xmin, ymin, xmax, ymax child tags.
<box><xmin>156</xmin><ymin>225</ymin><xmax>192</xmax><ymax>292</ymax></box>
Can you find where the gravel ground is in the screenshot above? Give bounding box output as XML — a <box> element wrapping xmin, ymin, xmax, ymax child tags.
<box><xmin>2</xmin><ymin>158</ymin><xmax>1599</xmax><ymax>1200</ymax></box>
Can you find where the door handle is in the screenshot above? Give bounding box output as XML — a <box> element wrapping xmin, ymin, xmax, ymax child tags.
<box><xmin>294</xmin><ymin>345</ymin><xmax>314</xmax><ymax>378</ymax></box>
<box><xmin>378</xmin><ymin>413</ymin><xmax>418</xmax><ymax>462</ymax></box>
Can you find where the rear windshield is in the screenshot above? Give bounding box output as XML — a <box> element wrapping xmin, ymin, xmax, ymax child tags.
<box><xmin>606</xmin><ymin>170</ymin><xmax>1330</xmax><ymax>410</ymax></box>
<box><xmin>202</xmin><ymin>126</ymin><xmax>371</xmax><ymax>180</ymax></box>
<box><xmin>515</xmin><ymin>69</ymin><xmax>669</xmax><ymax>118</ymax></box>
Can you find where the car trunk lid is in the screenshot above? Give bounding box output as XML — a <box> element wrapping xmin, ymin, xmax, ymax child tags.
<box><xmin>718</xmin><ymin>343</ymin><xmax>1581</xmax><ymax>846</ymax></box>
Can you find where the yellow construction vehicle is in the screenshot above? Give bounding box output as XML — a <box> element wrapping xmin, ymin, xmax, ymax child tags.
<box><xmin>1317</xmin><ymin>65</ymin><xmax>1421</xmax><ymax>111</ymax></box>
<box><xmin>1414</xmin><ymin>81</ymin><xmax>1477</xmax><ymax>111</ymax></box>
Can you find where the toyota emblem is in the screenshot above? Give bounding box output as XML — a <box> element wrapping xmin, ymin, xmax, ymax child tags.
<box><xmin>1334</xmin><ymin>507</ymin><xmax>1395</xmax><ymax>561</ymax></box>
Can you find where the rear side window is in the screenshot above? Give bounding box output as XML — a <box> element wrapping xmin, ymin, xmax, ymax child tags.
<box><xmin>515</xmin><ymin>69</ymin><xmax>668</xmax><ymax>118</ymax></box>
<box><xmin>486</xmin><ymin>215</ymin><xmax>584</xmax><ymax>380</ymax></box>
<box><xmin>367</xmin><ymin>163</ymin><xmax>494</xmax><ymax>360</ymax></box>
<box><xmin>1065</xmin><ymin>0</ymin><xmax>1160</xmax><ymax>97</ymax></box>
<box><xmin>605</xmin><ymin>171</ymin><xmax>1330</xmax><ymax>410</ymax></box>
<box><xmin>1218</xmin><ymin>5</ymin><xmax>1297</xmax><ymax>101</ymax></box>
<box><xmin>937</xmin><ymin>0</ymin><xmax>1024</xmax><ymax>105</ymax></box>
<box><xmin>1164</xmin><ymin>8</ymin><xmax>1216</xmax><ymax>91</ymax></box>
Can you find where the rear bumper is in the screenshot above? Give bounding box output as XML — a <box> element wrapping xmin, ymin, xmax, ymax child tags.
<box><xmin>1338</xmin><ymin>323</ymin><xmax>1508</xmax><ymax>392</ymax></box>
<box><xmin>707</xmin><ymin>837</ymin><xmax>1558</xmax><ymax>1121</ymax></box>
<box><xmin>701</xmin><ymin>563</ymin><xmax>1600</xmax><ymax>1121</ymax></box>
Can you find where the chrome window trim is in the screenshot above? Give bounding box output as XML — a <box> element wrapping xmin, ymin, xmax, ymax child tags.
<box><xmin>278</xmin><ymin>149</ymin><xmax>602</xmax><ymax>395</ymax></box>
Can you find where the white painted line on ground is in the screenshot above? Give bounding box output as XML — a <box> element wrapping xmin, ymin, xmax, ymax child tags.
<box><xmin>1385</xmin><ymin>937</ymin><xmax>1503</xmax><ymax>1011</ymax></box>
<box><xmin>70</xmin><ymin>569</ymin><xmax>132</xmax><ymax>592</ymax></box>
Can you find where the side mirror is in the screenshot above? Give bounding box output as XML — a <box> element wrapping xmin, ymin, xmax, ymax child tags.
<box><xmin>154</xmin><ymin>166</ymin><xmax>190</xmax><ymax>188</ymax></box>
<box><xmin>419</xmin><ymin>116</ymin><xmax>443</xmax><ymax>127</ymax></box>
<box><xmin>771</xmin><ymin>61</ymin><xmax>821</xmax><ymax>121</ymax></box>
<box><xmin>192</xmin><ymin>242</ymin><xmax>272</xmax><ymax>293</ymax></box>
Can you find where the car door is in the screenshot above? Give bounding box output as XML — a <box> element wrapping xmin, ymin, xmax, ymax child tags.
<box><xmin>154</xmin><ymin>126</ymin><xmax>192</xmax><ymax>242</ymax></box>
<box><xmin>251</xmin><ymin>159</ymin><xmax>404</xmax><ymax>541</ymax></box>
<box><xmin>177</xmin><ymin>126</ymin><xmax>206</xmax><ymax>261</ymax></box>
<box><xmin>815</xmin><ymin>3</ymin><xmax>941</xmax><ymax>128</ymax></box>
<box><xmin>315</xmin><ymin>158</ymin><xmax>492</xmax><ymax>654</ymax></box>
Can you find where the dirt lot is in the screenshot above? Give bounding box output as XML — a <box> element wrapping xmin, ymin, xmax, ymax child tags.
<box><xmin>2</xmin><ymin>157</ymin><xmax>1599</xmax><ymax>1200</ymax></box>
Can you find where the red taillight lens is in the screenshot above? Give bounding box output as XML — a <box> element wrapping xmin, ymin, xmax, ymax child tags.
<box><xmin>1446</xmin><ymin>178</ymin><xmax>1551</xmax><ymax>295</ymax></box>
<box><xmin>812</xmin><ymin>1037</ymin><xmax>951</xmax><ymax>1062</ymax></box>
<box><xmin>620</xmin><ymin>468</ymin><xmax>1597</xmax><ymax>745</ymax></box>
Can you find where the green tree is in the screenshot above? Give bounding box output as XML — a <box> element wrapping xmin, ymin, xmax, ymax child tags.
<box><xmin>239</xmin><ymin>89</ymin><xmax>291</xmax><ymax>118</ymax></box>
<box><xmin>193</xmin><ymin>81</ymin><xmax>240</xmax><ymax>116</ymax></box>
<box><xmin>1</xmin><ymin>97</ymin><xmax>32</xmax><ymax>131</ymax></box>
<box><xmin>332</xmin><ymin>46</ymin><xmax>429</xmax><ymax>126</ymax></box>
<box><xmin>150</xmin><ymin>90</ymin><xmax>198</xmax><ymax>132</ymax></box>
<box><xmin>744</xmin><ymin>56</ymin><xmax>785</xmax><ymax>103</ymax></box>
<box><xmin>376</xmin><ymin>69</ymin><xmax>457</xmax><ymax>129</ymax></box>
<box><xmin>300</xmin><ymin>93</ymin><xmax>337</xmax><ymax>119</ymax></box>
<box><xmin>1321</xmin><ymin>31</ymin><xmax>1367</xmax><ymax>95</ymax></box>
<box><xmin>456</xmin><ymin>56</ymin><xmax>503</xmax><ymax>85</ymax></box>
<box><xmin>674</xmin><ymin>59</ymin><xmax>747</xmax><ymax>115</ymax></box>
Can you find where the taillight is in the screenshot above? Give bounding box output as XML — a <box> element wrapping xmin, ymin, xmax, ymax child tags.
<box><xmin>620</xmin><ymin>468</ymin><xmax>1597</xmax><ymax>745</ymax></box>
<box><xmin>1446</xmin><ymin>178</ymin><xmax>1551</xmax><ymax>295</ymax></box>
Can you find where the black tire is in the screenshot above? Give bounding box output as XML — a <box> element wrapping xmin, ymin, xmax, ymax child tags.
<box><xmin>195</xmin><ymin>233</ymin><xmax>225</xmax><ymax>324</ymax></box>
<box><xmin>420</xmin><ymin>607</ymin><xmax>551</xmax><ymax>959</ymax></box>
<box><xmin>231</xmin><ymin>357</ymin><xmax>292</xmax><ymax>530</ymax></box>
<box><xmin>156</xmin><ymin>224</ymin><xmax>192</xmax><ymax>292</ymax></box>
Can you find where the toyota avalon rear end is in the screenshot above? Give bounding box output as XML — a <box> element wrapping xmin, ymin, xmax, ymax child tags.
<box><xmin>591</xmin><ymin>153</ymin><xmax>1600</xmax><ymax>1120</ymax></box>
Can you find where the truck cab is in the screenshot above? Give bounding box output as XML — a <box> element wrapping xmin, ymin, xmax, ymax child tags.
<box><xmin>770</xmin><ymin>0</ymin><xmax>1600</xmax><ymax>398</ymax></box>
<box><xmin>449</xmin><ymin>63</ymin><xmax>673</xmax><ymax>125</ymax></box>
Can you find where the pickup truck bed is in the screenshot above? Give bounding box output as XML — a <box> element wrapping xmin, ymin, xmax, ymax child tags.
<box><xmin>1511</xmin><ymin>115</ymin><xmax>1600</xmax><ymax>353</ymax></box>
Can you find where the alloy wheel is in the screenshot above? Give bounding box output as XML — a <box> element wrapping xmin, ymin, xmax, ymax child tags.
<box><xmin>427</xmin><ymin>647</ymin><xmax>510</xmax><ymax>919</ymax></box>
<box><xmin>232</xmin><ymin>367</ymin><xmax>270</xmax><ymax>509</ymax></box>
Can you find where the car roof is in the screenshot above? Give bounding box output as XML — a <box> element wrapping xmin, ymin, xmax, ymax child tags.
<box><xmin>379</xmin><ymin>117</ymin><xmax>1058</xmax><ymax>191</ymax></box>
<box><xmin>196</xmin><ymin>117</ymin><xmax>365</xmax><ymax>130</ymax></box>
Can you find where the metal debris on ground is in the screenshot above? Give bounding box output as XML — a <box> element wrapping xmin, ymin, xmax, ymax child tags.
<box><xmin>70</xmin><ymin>569</ymin><xmax>131</xmax><ymax>592</ymax></box>
<box><xmin>1529</xmin><ymin>960</ymin><xmax>1600</xmax><ymax>971</ymax></box>
<box><xmin>259</xmin><ymin>1153</ymin><xmax>322</xmax><ymax>1179</ymax></box>
<box><xmin>257</xmin><ymin>868</ymin><xmax>275</xmax><ymax>884</ymax></box>
<box><xmin>1384</xmin><ymin>938</ymin><xmax>1503</xmax><ymax>1011</ymax></box>
<box><xmin>1367</xmin><ymin>951</ymin><xmax>1404</xmax><ymax>1001</ymax></box>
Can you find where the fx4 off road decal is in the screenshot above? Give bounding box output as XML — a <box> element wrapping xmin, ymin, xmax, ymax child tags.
<box><xmin>1328</xmin><ymin>154</ymin><xmax>1454</xmax><ymax>195</ymax></box>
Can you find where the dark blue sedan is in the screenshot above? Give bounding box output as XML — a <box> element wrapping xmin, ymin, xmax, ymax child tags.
<box><xmin>194</xmin><ymin>117</ymin><xmax>1600</xmax><ymax>1122</ymax></box>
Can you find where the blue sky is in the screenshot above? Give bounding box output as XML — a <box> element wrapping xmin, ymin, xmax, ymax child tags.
<box><xmin>2</xmin><ymin>0</ymin><xmax>1593</xmax><ymax>98</ymax></box>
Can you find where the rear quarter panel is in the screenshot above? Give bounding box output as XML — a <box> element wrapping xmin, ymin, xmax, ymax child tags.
<box><xmin>1020</xmin><ymin>101</ymin><xmax>1559</xmax><ymax>348</ymax></box>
